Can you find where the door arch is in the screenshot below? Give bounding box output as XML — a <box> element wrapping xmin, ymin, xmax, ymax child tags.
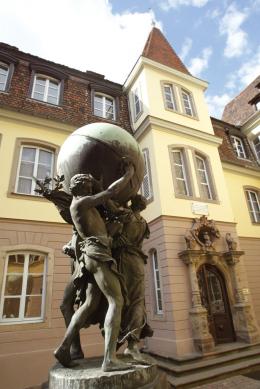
<box><xmin>197</xmin><ymin>264</ymin><xmax>236</xmax><ymax>344</ymax></box>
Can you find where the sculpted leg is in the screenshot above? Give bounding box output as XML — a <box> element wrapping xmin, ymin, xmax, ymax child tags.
<box><xmin>60</xmin><ymin>279</ymin><xmax>84</xmax><ymax>360</ymax></box>
<box><xmin>93</xmin><ymin>264</ymin><xmax>130</xmax><ymax>372</ymax></box>
<box><xmin>54</xmin><ymin>283</ymin><xmax>101</xmax><ymax>367</ymax></box>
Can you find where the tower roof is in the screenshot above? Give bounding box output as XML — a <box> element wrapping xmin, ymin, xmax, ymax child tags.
<box><xmin>142</xmin><ymin>27</ymin><xmax>190</xmax><ymax>75</ymax></box>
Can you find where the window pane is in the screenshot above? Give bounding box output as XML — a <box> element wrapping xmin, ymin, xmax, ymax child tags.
<box><xmin>38</xmin><ymin>150</ymin><xmax>52</xmax><ymax>165</ymax></box>
<box><xmin>21</xmin><ymin>147</ymin><xmax>36</xmax><ymax>162</ymax></box>
<box><xmin>7</xmin><ymin>255</ymin><xmax>25</xmax><ymax>273</ymax></box>
<box><xmin>24</xmin><ymin>296</ymin><xmax>42</xmax><ymax>318</ymax></box>
<box><xmin>3</xmin><ymin>298</ymin><xmax>20</xmax><ymax>318</ymax></box>
<box><xmin>172</xmin><ymin>151</ymin><xmax>181</xmax><ymax>164</ymax></box>
<box><xmin>19</xmin><ymin>161</ymin><xmax>34</xmax><ymax>178</ymax></box>
<box><xmin>176</xmin><ymin>179</ymin><xmax>187</xmax><ymax>195</ymax></box>
<box><xmin>175</xmin><ymin>165</ymin><xmax>185</xmax><ymax>179</ymax></box>
<box><xmin>47</xmin><ymin>95</ymin><xmax>58</xmax><ymax>105</ymax></box>
<box><xmin>4</xmin><ymin>275</ymin><xmax>23</xmax><ymax>295</ymax></box>
<box><xmin>0</xmin><ymin>65</ymin><xmax>8</xmax><ymax>90</ymax></box>
<box><xmin>34</xmin><ymin>83</ymin><xmax>45</xmax><ymax>95</ymax></box>
<box><xmin>27</xmin><ymin>275</ymin><xmax>43</xmax><ymax>295</ymax></box>
<box><xmin>29</xmin><ymin>255</ymin><xmax>45</xmax><ymax>273</ymax></box>
<box><xmin>37</xmin><ymin>164</ymin><xmax>51</xmax><ymax>179</ymax></box>
<box><xmin>17</xmin><ymin>178</ymin><xmax>32</xmax><ymax>194</ymax></box>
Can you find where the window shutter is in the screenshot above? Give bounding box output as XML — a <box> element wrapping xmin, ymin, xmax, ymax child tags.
<box><xmin>141</xmin><ymin>148</ymin><xmax>153</xmax><ymax>201</ymax></box>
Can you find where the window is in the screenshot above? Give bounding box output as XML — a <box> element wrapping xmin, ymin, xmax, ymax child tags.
<box><xmin>151</xmin><ymin>250</ymin><xmax>163</xmax><ymax>314</ymax></box>
<box><xmin>181</xmin><ymin>89</ymin><xmax>194</xmax><ymax>116</ymax></box>
<box><xmin>0</xmin><ymin>252</ymin><xmax>47</xmax><ymax>323</ymax></box>
<box><xmin>253</xmin><ymin>137</ymin><xmax>260</xmax><ymax>161</ymax></box>
<box><xmin>171</xmin><ymin>149</ymin><xmax>191</xmax><ymax>196</ymax></box>
<box><xmin>163</xmin><ymin>83</ymin><xmax>177</xmax><ymax>111</ymax></box>
<box><xmin>195</xmin><ymin>155</ymin><xmax>213</xmax><ymax>200</ymax></box>
<box><xmin>141</xmin><ymin>148</ymin><xmax>153</xmax><ymax>201</ymax></box>
<box><xmin>31</xmin><ymin>74</ymin><xmax>60</xmax><ymax>105</ymax></box>
<box><xmin>133</xmin><ymin>86</ymin><xmax>142</xmax><ymax>119</ymax></box>
<box><xmin>0</xmin><ymin>62</ymin><xmax>9</xmax><ymax>91</ymax></box>
<box><xmin>15</xmin><ymin>146</ymin><xmax>54</xmax><ymax>195</ymax></box>
<box><xmin>231</xmin><ymin>136</ymin><xmax>246</xmax><ymax>159</ymax></box>
<box><xmin>245</xmin><ymin>189</ymin><xmax>260</xmax><ymax>223</ymax></box>
<box><xmin>94</xmin><ymin>93</ymin><xmax>115</xmax><ymax>120</ymax></box>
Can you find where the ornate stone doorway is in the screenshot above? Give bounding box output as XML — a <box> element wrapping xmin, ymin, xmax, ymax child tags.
<box><xmin>197</xmin><ymin>264</ymin><xmax>235</xmax><ymax>344</ymax></box>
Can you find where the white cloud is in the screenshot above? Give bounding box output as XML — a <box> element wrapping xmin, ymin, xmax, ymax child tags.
<box><xmin>205</xmin><ymin>93</ymin><xmax>232</xmax><ymax>118</ymax></box>
<box><xmin>160</xmin><ymin>0</ymin><xmax>208</xmax><ymax>11</ymax></box>
<box><xmin>0</xmin><ymin>0</ymin><xmax>161</xmax><ymax>84</ymax></box>
<box><xmin>180</xmin><ymin>38</ymin><xmax>193</xmax><ymax>61</ymax></box>
<box><xmin>225</xmin><ymin>46</ymin><xmax>260</xmax><ymax>91</ymax></box>
<box><xmin>219</xmin><ymin>3</ymin><xmax>249</xmax><ymax>58</ymax></box>
<box><xmin>188</xmin><ymin>47</ymin><xmax>212</xmax><ymax>76</ymax></box>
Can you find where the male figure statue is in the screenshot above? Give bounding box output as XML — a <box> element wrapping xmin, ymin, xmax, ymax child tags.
<box><xmin>54</xmin><ymin>164</ymin><xmax>134</xmax><ymax>371</ymax></box>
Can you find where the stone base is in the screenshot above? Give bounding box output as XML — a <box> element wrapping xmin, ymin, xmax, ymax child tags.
<box><xmin>49</xmin><ymin>355</ymin><xmax>164</xmax><ymax>389</ymax></box>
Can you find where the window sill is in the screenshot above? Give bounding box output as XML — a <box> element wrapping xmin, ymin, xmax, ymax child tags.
<box><xmin>174</xmin><ymin>193</ymin><xmax>220</xmax><ymax>204</ymax></box>
<box><xmin>27</xmin><ymin>97</ymin><xmax>62</xmax><ymax>109</ymax></box>
<box><xmin>0</xmin><ymin>318</ymin><xmax>49</xmax><ymax>332</ymax></box>
<box><xmin>8</xmin><ymin>192</ymin><xmax>49</xmax><ymax>202</ymax></box>
<box><xmin>164</xmin><ymin>107</ymin><xmax>199</xmax><ymax>121</ymax></box>
<box><xmin>92</xmin><ymin>114</ymin><xmax>118</xmax><ymax>124</ymax></box>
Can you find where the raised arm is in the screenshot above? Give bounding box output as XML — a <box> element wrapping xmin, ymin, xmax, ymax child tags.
<box><xmin>86</xmin><ymin>162</ymin><xmax>135</xmax><ymax>208</ymax></box>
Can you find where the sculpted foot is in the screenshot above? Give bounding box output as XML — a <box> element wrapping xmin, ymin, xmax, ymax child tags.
<box><xmin>124</xmin><ymin>346</ymin><xmax>150</xmax><ymax>365</ymax></box>
<box><xmin>54</xmin><ymin>345</ymin><xmax>77</xmax><ymax>367</ymax></box>
<box><xmin>102</xmin><ymin>359</ymin><xmax>132</xmax><ymax>372</ymax></box>
<box><xmin>70</xmin><ymin>345</ymin><xmax>84</xmax><ymax>360</ymax></box>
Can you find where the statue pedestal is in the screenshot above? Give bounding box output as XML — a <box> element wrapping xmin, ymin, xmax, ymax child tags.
<box><xmin>49</xmin><ymin>356</ymin><xmax>165</xmax><ymax>389</ymax></box>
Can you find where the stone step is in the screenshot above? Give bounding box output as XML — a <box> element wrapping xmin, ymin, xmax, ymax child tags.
<box><xmin>166</xmin><ymin>356</ymin><xmax>260</xmax><ymax>388</ymax></box>
<box><xmin>155</xmin><ymin>345</ymin><xmax>260</xmax><ymax>375</ymax></box>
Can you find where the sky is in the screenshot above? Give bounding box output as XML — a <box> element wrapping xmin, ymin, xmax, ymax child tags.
<box><xmin>0</xmin><ymin>0</ymin><xmax>260</xmax><ymax>118</ymax></box>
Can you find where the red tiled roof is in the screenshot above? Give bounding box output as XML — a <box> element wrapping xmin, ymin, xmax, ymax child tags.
<box><xmin>142</xmin><ymin>27</ymin><xmax>190</xmax><ymax>75</ymax></box>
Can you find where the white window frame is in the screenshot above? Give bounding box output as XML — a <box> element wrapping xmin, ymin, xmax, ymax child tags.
<box><xmin>141</xmin><ymin>148</ymin><xmax>153</xmax><ymax>201</ymax></box>
<box><xmin>231</xmin><ymin>135</ymin><xmax>246</xmax><ymax>159</ymax></box>
<box><xmin>152</xmin><ymin>250</ymin><xmax>163</xmax><ymax>315</ymax></box>
<box><xmin>31</xmin><ymin>74</ymin><xmax>60</xmax><ymax>105</ymax></box>
<box><xmin>181</xmin><ymin>89</ymin><xmax>194</xmax><ymax>116</ymax></box>
<box><xmin>133</xmin><ymin>86</ymin><xmax>142</xmax><ymax>120</ymax></box>
<box><xmin>0</xmin><ymin>252</ymin><xmax>47</xmax><ymax>324</ymax></box>
<box><xmin>164</xmin><ymin>83</ymin><xmax>177</xmax><ymax>111</ymax></box>
<box><xmin>0</xmin><ymin>61</ymin><xmax>9</xmax><ymax>92</ymax></box>
<box><xmin>94</xmin><ymin>93</ymin><xmax>116</xmax><ymax>120</ymax></box>
<box><xmin>246</xmin><ymin>189</ymin><xmax>260</xmax><ymax>223</ymax></box>
<box><xmin>15</xmin><ymin>145</ymin><xmax>54</xmax><ymax>196</ymax></box>
<box><xmin>195</xmin><ymin>155</ymin><xmax>213</xmax><ymax>200</ymax></box>
<box><xmin>172</xmin><ymin>149</ymin><xmax>190</xmax><ymax>196</ymax></box>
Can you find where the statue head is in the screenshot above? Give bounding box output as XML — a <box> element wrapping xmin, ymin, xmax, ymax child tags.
<box><xmin>131</xmin><ymin>194</ymin><xmax>147</xmax><ymax>212</ymax></box>
<box><xmin>69</xmin><ymin>174</ymin><xmax>95</xmax><ymax>196</ymax></box>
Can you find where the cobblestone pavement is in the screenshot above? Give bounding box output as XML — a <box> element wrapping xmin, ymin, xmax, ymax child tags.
<box><xmin>194</xmin><ymin>375</ymin><xmax>260</xmax><ymax>388</ymax></box>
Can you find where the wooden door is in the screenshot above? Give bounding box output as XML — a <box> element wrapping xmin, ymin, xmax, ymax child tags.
<box><xmin>197</xmin><ymin>264</ymin><xmax>236</xmax><ymax>344</ymax></box>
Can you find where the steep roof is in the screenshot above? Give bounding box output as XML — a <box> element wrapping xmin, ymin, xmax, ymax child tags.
<box><xmin>142</xmin><ymin>27</ymin><xmax>190</xmax><ymax>75</ymax></box>
<box><xmin>222</xmin><ymin>75</ymin><xmax>260</xmax><ymax>125</ymax></box>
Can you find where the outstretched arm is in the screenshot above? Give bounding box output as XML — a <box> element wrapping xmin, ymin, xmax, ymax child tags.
<box><xmin>86</xmin><ymin>162</ymin><xmax>135</xmax><ymax>208</ymax></box>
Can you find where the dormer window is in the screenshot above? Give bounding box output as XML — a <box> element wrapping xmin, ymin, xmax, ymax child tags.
<box><xmin>181</xmin><ymin>89</ymin><xmax>194</xmax><ymax>116</ymax></box>
<box><xmin>31</xmin><ymin>74</ymin><xmax>60</xmax><ymax>105</ymax></box>
<box><xmin>94</xmin><ymin>93</ymin><xmax>115</xmax><ymax>120</ymax></box>
<box><xmin>0</xmin><ymin>61</ymin><xmax>9</xmax><ymax>91</ymax></box>
<box><xmin>163</xmin><ymin>84</ymin><xmax>177</xmax><ymax>111</ymax></box>
<box><xmin>231</xmin><ymin>136</ymin><xmax>246</xmax><ymax>159</ymax></box>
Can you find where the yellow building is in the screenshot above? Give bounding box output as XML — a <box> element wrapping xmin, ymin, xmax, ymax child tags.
<box><xmin>0</xmin><ymin>30</ymin><xmax>260</xmax><ymax>389</ymax></box>
<box><xmin>124</xmin><ymin>28</ymin><xmax>260</xmax><ymax>384</ymax></box>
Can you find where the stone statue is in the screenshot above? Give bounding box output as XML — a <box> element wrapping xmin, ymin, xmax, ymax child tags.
<box><xmin>111</xmin><ymin>195</ymin><xmax>153</xmax><ymax>362</ymax></box>
<box><xmin>54</xmin><ymin>165</ymin><xmax>134</xmax><ymax>371</ymax></box>
<box><xmin>226</xmin><ymin>233</ymin><xmax>238</xmax><ymax>251</ymax></box>
<box><xmin>35</xmin><ymin>122</ymin><xmax>153</xmax><ymax>375</ymax></box>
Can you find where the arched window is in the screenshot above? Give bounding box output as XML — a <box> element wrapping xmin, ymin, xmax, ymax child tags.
<box><xmin>31</xmin><ymin>74</ymin><xmax>61</xmax><ymax>105</ymax></box>
<box><xmin>195</xmin><ymin>154</ymin><xmax>215</xmax><ymax>200</ymax></box>
<box><xmin>9</xmin><ymin>138</ymin><xmax>58</xmax><ymax>197</ymax></box>
<box><xmin>170</xmin><ymin>148</ymin><xmax>192</xmax><ymax>197</ymax></box>
<box><xmin>94</xmin><ymin>93</ymin><xmax>115</xmax><ymax>120</ymax></box>
<box><xmin>230</xmin><ymin>135</ymin><xmax>246</xmax><ymax>159</ymax></box>
<box><xmin>151</xmin><ymin>250</ymin><xmax>163</xmax><ymax>314</ymax></box>
<box><xmin>163</xmin><ymin>83</ymin><xmax>177</xmax><ymax>111</ymax></box>
<box><xmin>181</xmin><ymin>88</ymin><xmax>195</xmax><ymax>117</ymax></box>
<box><xmin>0</xmin><ymin>252</ymin><xmax>47</xmax><ymax>323</ymax></box>
<box><xmin>245</xmin><ymin>188</ymin><xmax>260</xmax><ymax>223</ymax></box>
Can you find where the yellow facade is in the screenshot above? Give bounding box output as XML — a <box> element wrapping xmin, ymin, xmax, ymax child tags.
<box><xmin>223</xmin><ymin>164</ymin><xmax>260</xmax><ymax>237</ymax></box>
<box><xmin>0</xmin><ymin>108</ymin><xmax>74</xmax><ymax>223</ymax></box>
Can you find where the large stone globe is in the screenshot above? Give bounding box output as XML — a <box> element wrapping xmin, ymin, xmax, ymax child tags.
<box><xmin>57</xmin><ymin>123</ymin><xmax>144</xmax><ymax>203</ymax></box>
